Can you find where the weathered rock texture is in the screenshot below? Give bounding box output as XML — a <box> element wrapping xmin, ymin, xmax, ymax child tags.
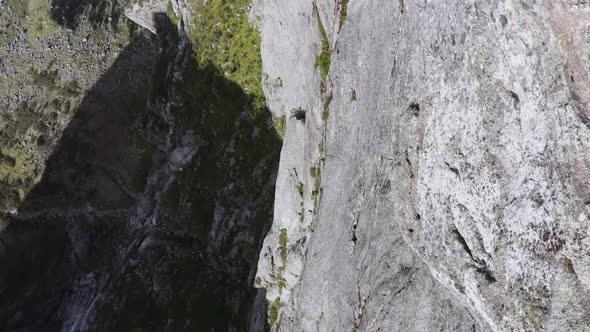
<box><xmin>256</xmin><ymin>0</ymin><xmax>590</xmax><ymax>330</ymax></box>
<box><xmin>2</xmin><ymin>0</ymin><xmax>590</xmax><ymax>330</ymax></box>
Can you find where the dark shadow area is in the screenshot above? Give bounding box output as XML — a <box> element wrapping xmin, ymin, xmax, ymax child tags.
<box><xmin>51</xmin><ymin>0</ymin><xmax>126</xmax><ymax>29</ymax></box>
<box><xmin>0</xmin><ymin>13</ymin><xmax>278</xmax><ymax>332</ymax></box>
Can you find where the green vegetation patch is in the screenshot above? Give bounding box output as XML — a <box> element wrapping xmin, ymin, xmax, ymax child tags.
<box><xmin>313</xmin><ymin>2</ymin><xmax>331</xmax><ymax>82</ymax></box>
<box><xmin>167</xmin><ymin>2</ymin><xmax>180</xmax><ymax>26</ymax></box>
<box><xmin>0</xmin><ymin>103</ymin><xmax>51</xmax><ymax>211</ymax></box>
<box><xmin>338</xmin><ymin>0</ymin><xmax>349</xmax><ymax>32</ymax></box>
<box><xmin>2</xmin><ymin>0</ymin><xmax>58</xmax><ymax>43</ymax></box>
<box><xmin>25</xmin><ymin>0</ymin><xmax>59</xmax><ymax>40</ymax></box>
<box><xmin>0</xmin><ymin>1</ymin><xmax>24</xmax><ymax>47</ymax></box>
<box><xmin>189</xmin><ymin>0</ymin><xmax>266</xmax><ymax>112</ymax></box>
<box><xmin>269</xmin><ymin>297</ymin><xmax>283</xmax><ymax>328</ymax></box>
<box><xmin>310</xmin><ymin>165</ymin><xmax>322</xmax><ymax>209</ymax></box>
<box><xmin>279</xmin><ymin>228</ymin><xmax>288</xmax><ymax>263</ymax></box>
<box><xmin>275</xmin><ymin>273</ymin><xmax>287</xmax><ymax>293</ymax></box>
<box><xmin>0</xmin><ymin>0</ymin><xmax>133</xmax><ymax>213</ymax></box>
<box><xmin>273</xmin><ymin>115</ymin><xmax>287</xmax><ymax>138</ymax></box>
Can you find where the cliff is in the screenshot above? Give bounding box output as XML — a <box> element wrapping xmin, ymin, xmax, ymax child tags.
<box><xmin>1</xmin><ymin>0</ymin><xmax>590</xmax><ymax>331</ymax></box>
<box><xmin>256</xmin><ymin>0</ymin><xmax>590</xmax><ymax>330</ymax></box>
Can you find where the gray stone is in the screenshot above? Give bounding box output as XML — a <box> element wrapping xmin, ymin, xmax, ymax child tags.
<box><xmin>256</xmin><ymin>0</ymin><xmax>590</xmax><ymax>330</ymax></box>
<box><xmin>125</xmin><ymin>0</ymin><xmax>169</xmax><ymax>35</ymax></box>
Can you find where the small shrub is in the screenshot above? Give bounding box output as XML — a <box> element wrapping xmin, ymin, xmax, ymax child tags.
<box><xmin>279</xmin><ymin>228</ymin><xmax>288</xmax><ymax>263</ymax></box>
<box><xmin>338</xmin><ymin>0</ymin><xmax>349</xmax><ymax>32</ymax></box>
<box><xmin>273</xmin><ymin>115</ymin><xmax>287</xmax><ymax>137</ymax></box>
<box><xmin>269</xmin><ymin>297</ymin><xmax>282</xmax><ymax>327</ymax></box>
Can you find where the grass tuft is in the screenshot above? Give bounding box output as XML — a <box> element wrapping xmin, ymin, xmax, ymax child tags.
<box><xmin>269</xmin><ymin>297</ymin><xmax>283</xmax><ymax>328</ymax></box>
<box><xmin>313</xmin><ymin>2</ymin><xmax>331</xmax><ymax>82</ymax></box>
<box><xmin>189</xmin><ymin>0</ymin><xmax>266</xmax><ymax>113</ymax></box>
<box><xmin>279</xmin><ymin>228</ymin><xmax>288</xmax><ymax>263</ymax></box>
<box><xmin>273</xmin><ymin>115</ymin><xmax>287</xmax><ymax>138</ymax></box>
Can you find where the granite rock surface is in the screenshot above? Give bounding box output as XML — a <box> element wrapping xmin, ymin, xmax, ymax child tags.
<box><xmin>256</xmin><ymin>0</ymin><xmax>590</xmax><ymax>330</ymax></box>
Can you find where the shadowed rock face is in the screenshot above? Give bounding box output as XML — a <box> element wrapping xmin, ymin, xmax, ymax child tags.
<box><xmin>51</xmin><ymin>0</ymin><xmax>126</xmax><ymax>29</ymax></box>
<box><xmin>0</xmin><ymin>28</ymin><xmax>157</xmax><ymax>331</ymax></box>
<box><xmin>0</xmin><ymin>9</ymin><xmax>279</xmax><ymax>332</ymax></box>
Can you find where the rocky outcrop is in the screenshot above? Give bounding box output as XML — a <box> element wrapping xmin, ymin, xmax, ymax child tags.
<box><xmin>125</xmin><ymin>0</ymin><xmax>168</xmax><ymax>34</ymax></box>
<box><xmin>256</xmin><ymin>0</ymin><xmax>590</xmax><ymax>330</ymax></box>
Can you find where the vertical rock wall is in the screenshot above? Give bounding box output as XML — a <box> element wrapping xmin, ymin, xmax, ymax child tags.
<box><xmin>256</xmin><ymin>0</ymin><xmax>590</xmax><ymax>330</ymax></box>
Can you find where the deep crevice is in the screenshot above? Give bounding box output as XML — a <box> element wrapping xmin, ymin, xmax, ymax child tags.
<box><xmin>509</xmin><ymin>90</ymin><xmax>520</xmax><ymax>109</ymax></box>
<box><xmin>405</xmin><ymin>150</ymin><xmax>414</xmax><ymax>179</ymax></box>
<box><xmin>452</xmin><ymin>227</ymin><xmax>496</xmax><ymax>284</ymax></box>
<box><xmin>452</xmin><ymin>227</ymin><xmax>473</xmax><ymax>259</ymax></box>
<box><xmin>475</xmin><ymin>265</ymin><xmax>497</xmax><ymax>283</ymax></box>
<box><xmin>445</xmin><ymin>161</ymin><xmax>460</xmax><ymax>177</ymax></box>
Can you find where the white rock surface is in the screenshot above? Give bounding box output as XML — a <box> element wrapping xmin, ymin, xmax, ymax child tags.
<box><xmin>253</xmin><ymin>0</ymin><xmax>329</xmax><ymax>327</ymax></box>
<box><xmin>125</xmin><ymin>0</ymin><xmax>169</xmax><ymax>34</ymax></box>
<box><xmin>256</xmin><ymin>0</ymin><xmax>590</xmax><ymax>330</ymax></box>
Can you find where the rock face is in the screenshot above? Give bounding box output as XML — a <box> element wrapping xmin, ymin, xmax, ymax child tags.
<box><xmin>2</xmin><ymin>0</ymin><xmax>590</xmax><ymax>330</ymax></box>
<box><xmin>256</xmin><ymin>0</ymin><xmax>590</xmax><ymax>330</ymax></box>
<box><xmin>125</xmin><ymin>0</ymin><xmax>168</xmax><ymax>34</ymax></box>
